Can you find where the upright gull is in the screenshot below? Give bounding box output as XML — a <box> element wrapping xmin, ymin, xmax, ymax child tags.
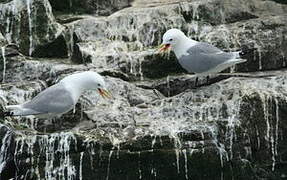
<box><xmin>159</xmin><ymin>29</ymin><xmax>247</xmax><ymax>76</ymax></box>
<box><xmin>4</xmin><ymin>71</ymin><xmax>111</xmax><ymax>117</ymax></box>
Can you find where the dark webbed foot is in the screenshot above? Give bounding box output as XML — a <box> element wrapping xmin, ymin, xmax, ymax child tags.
<box><xmin>193</xmin><ymin>75</ymin><xmax>210</xmax><ymax>88</ymax></box>
<box><xmin>194</xmin><ymin>77</ymin><xmax>199</xmax><ymax>87</ymax></box>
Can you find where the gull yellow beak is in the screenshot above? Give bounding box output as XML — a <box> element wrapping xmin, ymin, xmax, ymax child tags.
<box><xmin>98</xmin><ymin>88</ymin><xmax>112</xmax><ymax>98</ymax></box>
<box><xmin>158</xmin><ymin>43</ymin><xmax>171</xmax><ymax>53</ymax></box>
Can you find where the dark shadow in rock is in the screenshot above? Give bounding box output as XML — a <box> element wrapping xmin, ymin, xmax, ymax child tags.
<box><xmin>49</xmin><ymin>0</ymin><xmax>132</xmax><ymax>16</ymax></box>
<box><xmin>56</xmin><ymin>15</ymin><xmax>85</xmax><ymax>24</ymax></box>
<box><xmin>4</xmin><ymin>44</ymin><xmax>20</xmax><ymax>57</ymax></box>
<box><xmin>32</xmin><ymin>34</ymin><xmax>68</xmax><ymax>58</ymax></box>
<box><xmin>100</xmin><ymin>70</ymin><xmax>130</xmax><ymax>82</ymax></box>
<box><xmin>141</xmin><ymin>52</ymin><xmax>186</xmax><ymax>79</ymax></box>
<box><xmin>0</xmin><ymin>0</ymin><xmax>12</xmax><ymax>3</ymax></box>
<box><xmin>33</xmin><ymin>103</ymin><xmax>90</xmax><ymax>133</ymax></box>
<box><xmin>71</xmin><ymin>43</ymin><xmax>92</xmax><ymax>64</ymax></box>
<box><xmin>0</xmin><ymin>125</ymin><xmax>16</xmax><ymax>180</ymax></box>
<box><xmin>239</xmin><ymin>92</ymin><xmax>287</xmax><ymax>177</ymax></box>
<box><xmin>271</xmin><ymin>0</ymin><xmax>287</xmax><ymax>4</ymax></box>
<box><xmin>0</xmin><ymin>0</ymin><xmax>67</xmax><ymax>57</ymax></box>
<box><xmin>0</xmin><ymin>156</ymin><xmax>17</xmax><ymax>180</ymax></box>
<box><xmin>138</xmin><ymin>74</ymin><xmax>229</xmax><ymax>97</ymax></box>
<box><xmin>225</xmin><ymin>11</ymin><xmax>258</xmax><ymax>24</ymax></box>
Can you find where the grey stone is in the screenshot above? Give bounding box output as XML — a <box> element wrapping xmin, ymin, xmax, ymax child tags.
<box><xmin>0</xmin><ymin>0</ymin><xmax>68</xmax><ymax>57</ymax></box>
<box><xmin>49</xmin><ymin>0</ymin><xmax>132</xmax><ymax>16</ymax></box>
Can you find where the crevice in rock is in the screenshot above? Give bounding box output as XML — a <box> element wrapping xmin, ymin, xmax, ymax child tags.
<box><xmin>49</xmin><ymin>0</ymin><xmax>133</xmax><ymax>17</ymax></box>
<box><xmin>99</xmin><ymin>70</ymin><xmax>130</xmax><ymax>82</ymax></box>
<box><xmin>137</xmin><ymin>74</ymin><xmax>229</xmax><ymax>97</ymax></box>
<box><xmin>56</xmin><ymin>15</ymin><xmax>87</xmax><ymax>24</ymax></box>
<box><xmin>270</xmin><ymin>0</ymin><xmax>287</xmax><ymax>4</ymax></box>
<box><xmin>32</xmin><ymin>34</ymin><xmax>69</xmax><ymax>58</ymax></box>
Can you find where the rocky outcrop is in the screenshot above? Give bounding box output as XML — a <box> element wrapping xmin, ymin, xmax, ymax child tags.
<box><xmin>0</xmin><ymin>125</ymin><xmax>15</xmax><ymax>180</ymax></box>
<box><xmin>60</xmin><ymin>0</ymin><xmax>287</xmax><ymax>81</ymax></box>
<box><xmin>0</xmin><ymin>0</ymin><xmax>287</xmax><ymax>179</ymax></box>
<box><xmin>49</xmin><ymin>0</ymin><xmax>132</xmax><ymax>16</ymax></box>
<box><xmin>1</xmin><ymin>74</ymin><xmax>287</xmax><ymax>179</ymax></box>
<box><xmin>0</xmin><ymin>0</ymin><xmax>68</xmax><ymax>57</ymax></box>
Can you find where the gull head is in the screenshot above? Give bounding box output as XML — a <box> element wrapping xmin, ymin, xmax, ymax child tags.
<box><xmin>159</xmin><ymin>29</ymin><xmax>187</xmax><ymax>52</ymax></box>
<box><xmin>89</xmin><ymin>72</ymin><xmax>112</xmax><ymax>99</ymax></box>
<box><xmin>62</xmin><ymin>71</ymin><xmax>112</xmax><ymax>98</ymax></box>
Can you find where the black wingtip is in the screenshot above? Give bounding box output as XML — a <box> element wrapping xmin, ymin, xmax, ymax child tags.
<box><xmin>4</xmin><ymin>111</ymin><xmax>14</xmax><ymax>116</ymax></box>
<box><xmin>239</xmin><ymin>45</ymin><xmax>257</xmax><ymax>58</ymax></box>
<box><xmin>0</xmin><ymin>111</ymin><xmax>14</xmax><ymax>118</ymax></box>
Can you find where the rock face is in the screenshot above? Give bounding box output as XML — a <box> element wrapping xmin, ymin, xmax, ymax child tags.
<box><xmin>0</xmin><ymin>0</ymin><xmax>68</xmax><ymax>57</ymax></box>
<box><xmin>0</xmin><ymin>33</ymin><xmax>6</xmax><ymax>47</ymax></box>
<box><xmin>49</xmin><ymin>0</ymin><xmax>132</xmax><ymax>16</ymax></box>
<box><xmin>0</xmin><ymin>0</ymin><xmax>287</xmax><ymax>179</ymax></box>
<box><xmin>62</xmin><ymin>0</ymin><xmax>287</xmax><ymax>81</ymax></box>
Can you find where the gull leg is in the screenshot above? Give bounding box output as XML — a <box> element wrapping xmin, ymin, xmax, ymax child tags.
<box><xmin>132</xmin><ymin>113</ymin><xmax>137</xmax><ymax>127</ymax></box>
<box><xmin>206</xmin><ymin>75</ymin><xmax>210</xmax><ymax>84</ymax></box>
<box><xmin>195</xmin><ymin>76</ymin><xmax>199</xmax><ymax>87</ymax></box>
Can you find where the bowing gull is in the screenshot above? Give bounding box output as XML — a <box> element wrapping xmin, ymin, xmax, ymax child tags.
<box><xmin>3</xmin><ymin>71</ymin><xmax>111</xmax><ymax>117</ymax></box>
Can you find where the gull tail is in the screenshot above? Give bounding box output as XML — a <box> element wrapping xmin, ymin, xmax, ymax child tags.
<box><xmin>3</xmin><ymin>105</ymin><xmax>22</xmax><ymax>117</ymax></box>
<box><xmin>3</xmin><ymin>105</ymin><xmax>34</xmax><ymax>117</ymax></box>
<box><xmin>0</xmin><ymin>105</ymin><xmax>17</xmax><ymax>118</ymax></box>
<box><xmin>4</xmin><ymin>105</ymin><xmax>41</xmax><ymax>117</ymax></box>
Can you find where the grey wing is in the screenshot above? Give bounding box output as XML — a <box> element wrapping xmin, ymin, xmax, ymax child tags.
<box><xmin>179</xmin><ymin>43</ymin><xmax>234</xmax><ymax>73</ymax></box>
<box><xmin>22</xmin><ymin>83</ymin><xmax>75</xmax><ymax>115</ymax></box>
<box><xmin>193</xmin><ymin>42</ymin><xmax>223</xmax><ymax>54</ymax></box>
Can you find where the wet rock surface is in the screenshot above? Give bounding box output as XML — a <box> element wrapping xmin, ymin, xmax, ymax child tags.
<box><xmin>0</xmin><ymin>0</ymin><xmax>68</xmax><ymax>57</ymax></box>
<box><xmin>0</xmin><ymin>33</ymin><xmax>6</xmax><ymax>47</ymax></box>
<box><xmin>0</xmin><ymin>0</ymin><xmax>287</xmax><ymax>179</ymax></box>
<box><xmin>49</xmin><ymin>0</ymin><xmax>132</xmax><ymax>16</ymax></box>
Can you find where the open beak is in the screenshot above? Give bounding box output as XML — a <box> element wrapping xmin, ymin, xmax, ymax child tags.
<box><xmin>158</xmin><ymin>43</ymin><xmax>171</xmax><ymax>53</ymax></box>
<box><xmin>98</xmin><ymin>88</ymin><xmax>112</xmax><ymax>99</ymax></box>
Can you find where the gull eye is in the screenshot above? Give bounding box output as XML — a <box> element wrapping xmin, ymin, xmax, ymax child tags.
<box><xmin>97</xmin><ymin>83</ymin><xmax>101</xmax><ymax>87</ymax></box>
<box><xmin>169</xmin><ymin>38</ymin><xmax>173</xmax><ymax>41</ymax></box>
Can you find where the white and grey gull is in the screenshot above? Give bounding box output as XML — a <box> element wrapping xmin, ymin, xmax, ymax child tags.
<box><xmin>159</xmin><ymin>29</ymin><xmax>248</xmax><ymax>77</ymax></box>
<box><xmin>3</xmin><ymin>71</ymin><xmax>111</xmax><ymax>117</ymax></box>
